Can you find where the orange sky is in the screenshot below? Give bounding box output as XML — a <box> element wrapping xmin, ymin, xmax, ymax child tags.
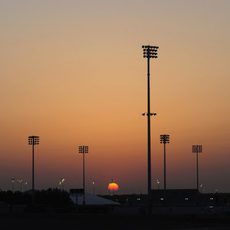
<box><xmin>0</xmin><ymin>0</ymin><xmax>230</xmax><ymax>194</ymax></box>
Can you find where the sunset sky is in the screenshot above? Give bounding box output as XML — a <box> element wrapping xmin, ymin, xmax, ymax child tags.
<box><xmin>0</xmin><ymin>0</ymin><xmax>230</xmax><ymax>194</ymax></box>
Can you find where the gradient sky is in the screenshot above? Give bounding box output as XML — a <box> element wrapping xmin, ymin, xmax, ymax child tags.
<box><xmin>0</xmin><ymin>0</ymin><xmax>230</xmax><ymax>194</ymax></box>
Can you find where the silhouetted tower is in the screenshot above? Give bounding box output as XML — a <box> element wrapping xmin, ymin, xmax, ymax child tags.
<box><xmin>78</xmin><ymin>145</ymin><xmax>88</xmax><ymax>205</ymax></box>
<box><xmin>160</xmin><ymin>134</ymin><xmax>170</xmax><ymax>190</ymax></box>
<box><xmin>192</xmin><ymin>145</ymin><xmax>202</xmax><ymax>191</ymax></box>
<box><xmin>142</xmin><ymin>45</ymin><xmax>159</xmax><ymax>198</ymax></box>
<box><xmin>28</xmin><ymin>135</ymin><xmax>39</xmax><ymax>193</ymax></box>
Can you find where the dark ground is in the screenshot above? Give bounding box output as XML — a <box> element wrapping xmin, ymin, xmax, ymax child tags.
<box><xmin>2</xmin><ymin>190</ymin><xmax>230</xmax><ymax>229</ymax></box>
<box><xmin>1</xmin><ymin>213</ymin><xmax>230</xmax><ymax>230</ymax></box>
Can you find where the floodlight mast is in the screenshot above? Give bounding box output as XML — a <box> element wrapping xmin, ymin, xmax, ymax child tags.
<box><xmin>192</xmin><ymin>145</ymin><xmax>203</xmax><ymax>191</ymax></box>
<box><xmin>78</xmin><ymin>145</ymin><xmax>88</xmax><ymax>205</ymax></box>
<box><xmin>28</xmin><ymin>135</ymin><xmax>40</xmax><ymax>193</ymax></box>
<box><xmin>160</xmin><ymin>134</ymin><xmax>170</xmax><ymax>190</ymax></box>
<box><xmin>142</xmin><ymin>45</ymin><xmax>158</xmax><ymax>199</ymax></box>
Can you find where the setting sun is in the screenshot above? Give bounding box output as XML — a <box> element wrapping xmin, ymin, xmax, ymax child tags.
<box><xmin>108</xmin><ymin>181</ymin><xmax>119</xmax><ymax>192</ymax></box>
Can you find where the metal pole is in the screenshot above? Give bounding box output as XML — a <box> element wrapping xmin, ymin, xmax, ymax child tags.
<box><xmin>142</xmin><ymin>45</ymin><xmax>158</xmax><ymax>215</ymax></box>
<box><xmin>11</xmin><ymin>178</ymin><xmax>15</xmax><ymax>192</ymax></box>
<box><xmin>28</xmin><ymin>135</ymin><xmax>39</xmax><ymax>205</ymax></box>
<box><xmin>32</xmin><ymin>143</ymin><xmax>35</xmax><ymax>192</ymax></box>
<box><xmin>83</xmin><ymin>151</ymin><xmax>86</xmax><ymax>205</ymax></box>
<box><xmin>196</xmin><ymin>151</ymin><xmax>199</xmax><ymax>191</ymax></box>
<box><xmin>92</xmin><ymin>181</ymin><xmax>95</xmax><ymax>195</ymax></box>
<box><xmin>192</xmin><ymin>145</ymin><xmax>202</xmax><ymax>192</ymax></box>
<box><xmin>147</xmin><ymin>56</ymin><xmax>152</xmax><ymax>197</ymax></box>
<box><xmin>160</xmin><ymin>134</ymin><xmax>170</xmax><ymax>190</ymax></box>
<box><xmin>32</xmin><ymin>142</ymin><xmax>35</xmax><ymax>205</ymax></box>
<box><xmin>164</xmin><ymin>143</ymin><xmax>166</xmax><ymax>190</ymax></box>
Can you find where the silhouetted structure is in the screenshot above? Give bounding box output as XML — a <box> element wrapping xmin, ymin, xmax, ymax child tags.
<box><xmin>28</xmin><ymin>135</ymin><xmax>39</xmax><ymax>204</ymax></box>
<box><xmin>151</xmin><ymin>189</ymin><xmax>200</xmax><ymax>207</ymax></box>
<box><xmin>78</xmin><ymin>145</ymin><xmax>88</xmax><ymax>205</ymax></box>
<box><xmin>160</xmin><ymin>134</ymin><xmax>170</xmax><ymax>190</ymax></box>
<box><xmin>103</xmin><ymin>189</ymin><xmax>230</xmax><ymax>212</ymax></box>
<box><xmin>192</xmin><ymin>145</ymin><xmax>203</xmax><ymax>191</ymax></box>
<box><xmin>11</xmin><ymin>177</ymin><xmax>15</xmax><ymax>192</ymax></box>
<box><xmin>142</xmin><ymin>45</ymin><xmax>158</xmax><ymax>201</ymax></box>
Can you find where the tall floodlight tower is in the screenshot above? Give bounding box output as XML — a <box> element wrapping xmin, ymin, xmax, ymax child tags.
<box><xmin>78</xmin><ymin>145</ymin><xmax>89</xmax><ymax>205</ymax></box>
<box><xmin>160</xmin><ymin>134</ymin><xmax>170</xmax><ymax>190</ymax></box>
<box><xmin>28</xmin><ymin>136</ymin><xmax>40</xmax><ymax>192</ymax></box>
<box><xmin>192</xmin><ymin>145</ymin><xmax>203</xmax><ymax>191</ymax></box>
<box><xmin>142</xmin><ymin>45</ymin><xmax>159</xmax><ymax>199</ymax></box>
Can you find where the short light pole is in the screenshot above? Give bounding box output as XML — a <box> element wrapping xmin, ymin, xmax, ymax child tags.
<box><xmin>78</xmin><ymin>145</ymin><xmax>88</xmax><ymax>205</ymax></box>
<box><xmin>11</xmin><ymin>177</ymin><xmax>15</xmax><ymax>192</ymax></box>
<box><xmin>92</xmin><ymin>181</ymin><xmax>95</xmax><ymax>195</ymax></box>
<box><xmin>192</xmin><ymin>145</ymin><xmax>202</xmax><ymax>191</ymax></box>
<box><xmin>160</xmin><ymin>134</ymin><xmax>170</xmax><ymax>190</ymax></box>
<box><xmin>17</xmin><ymin>179</ymin><xmax>23</xmax><ymax>192</ymax></box>
<box><xmin>28</xmin><ymin>136</ymin><xmax>39</xmax><ymax>193</ymax></box>
<box><xmin>156</xmin><ymin>179</ymin><xmax>160</xmax><ymax>190</ymax></box>
<box><xmin>59</xmin><ymin>178</ymin><xmax>65</xmax><ymax>191</ymax></box>
<box><xmin>142</xmin><ymin>45</ymin><xmax>159</xmax><ymax>201</ymax></box>
<box><xmin>24</xmin><ymin>181</ymin><xmax>28</xmax><ymax>192</ymax></box>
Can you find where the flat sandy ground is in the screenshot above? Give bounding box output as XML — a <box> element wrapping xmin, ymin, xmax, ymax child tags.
<box><xmin>1</xmin><ymin>213</ymin><xmax>230</xmax><ymax>230</ymax></box>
